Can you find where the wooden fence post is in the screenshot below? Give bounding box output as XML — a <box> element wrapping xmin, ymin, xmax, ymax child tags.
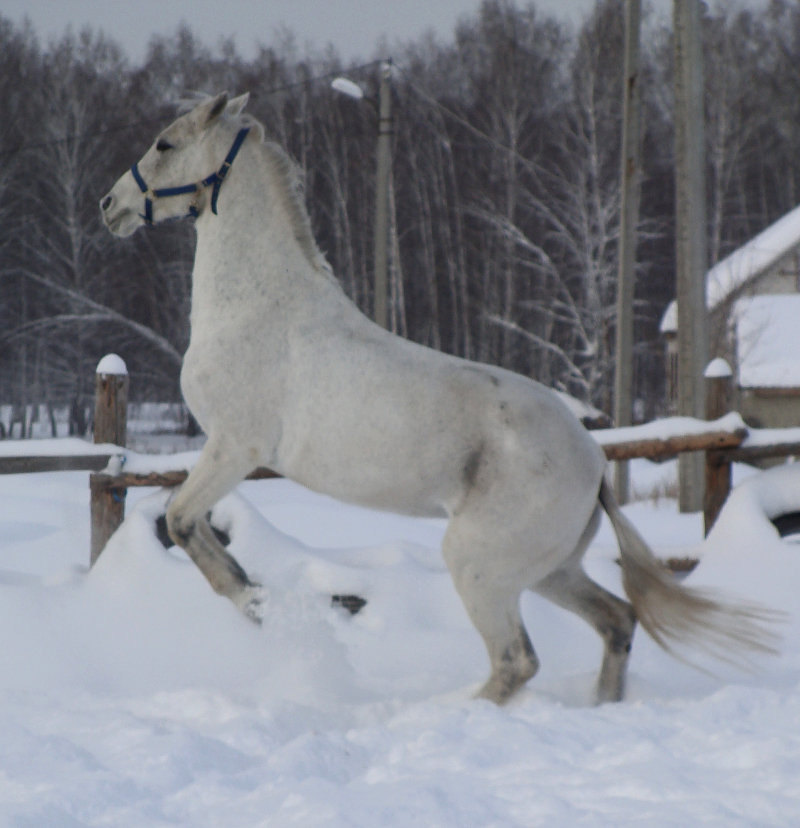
<box><xmin>703</xmin><ymin>358</ymin><xmax>733</xmax><ymax>535</ymax></box>
<box><xmin>90</xmin><ymin>354</ymin><xmax>128</xmax><ymax>565</ymax></box>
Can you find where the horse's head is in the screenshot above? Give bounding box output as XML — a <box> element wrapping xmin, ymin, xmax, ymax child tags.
<box><xmin>100</xmin><ymin>91</ymin><xmax>250</xmax><ymax>237</ymax></box>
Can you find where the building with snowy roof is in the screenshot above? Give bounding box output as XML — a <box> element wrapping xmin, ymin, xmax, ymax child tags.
<box><xmin>661</xmin><ymin>204</ymin><xmax>800</xmax><ymax>428</ymax></box>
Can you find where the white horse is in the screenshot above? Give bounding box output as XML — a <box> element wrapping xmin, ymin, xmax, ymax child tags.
<box><xmin>101</xmin><ymin>92</ymin><xmax>778</xmax><ymax>704</ymax></box>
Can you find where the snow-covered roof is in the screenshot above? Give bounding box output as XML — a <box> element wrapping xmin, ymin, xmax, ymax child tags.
<box><xmin>660</xmin><ymin>202</ymin><xmax>800</xmax><ymax>333</ymax></box>
<box><xmin>735</xmin><ymin>294</ymin><xmax>800</xmax><ymax>388</ymax></box>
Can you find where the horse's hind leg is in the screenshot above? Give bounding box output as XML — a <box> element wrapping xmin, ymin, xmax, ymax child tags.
<box><xmin>443</xmin><ymin>529</ymin><xmax>539</xmax><ymax>704</ymax></box>
<box><xmin>537</xmin><ymin>566</ymin><xmax>636</xmax><ymax>703</ymax></box>
<box><xmin>535</xmin><ymin>510</ymin><xmax>637</xmax><ymax>703</ymax></box>
<box><xmin>166</xmin><ymin>437</ymin><xmax>261</xmax><ymax>619</ymax></box>
<box><xmin>462</xmin><ymin>578</ymin><xmax>538</xmax><ymax>705</ymax></box>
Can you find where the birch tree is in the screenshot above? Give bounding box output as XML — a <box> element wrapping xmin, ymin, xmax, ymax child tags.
<box><xmin>452</xmin><ymin>0</ymin><xmax>568</xmax><ymax>369</ymax></box>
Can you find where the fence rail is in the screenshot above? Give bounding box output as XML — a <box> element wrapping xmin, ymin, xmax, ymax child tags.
<box><xmin>0</xmin><ymin>454</ymin><xmax>113</xmax><ymax>474</ymax></box>
<box><xmin>2</xmin><ymin>358</ymin><xmax>799</xmax><ymax>563</ymax></box>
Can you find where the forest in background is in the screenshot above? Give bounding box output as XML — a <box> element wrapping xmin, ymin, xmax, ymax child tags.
<box><xmin>2</xmin><ymin>0</ymin><xmax>800</xmax><ymax>433</ymax></box>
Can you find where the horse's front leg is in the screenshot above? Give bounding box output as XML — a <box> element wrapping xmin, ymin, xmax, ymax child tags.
<box><xmin>166</xmin><ymin>436</ymin><xmax>263</xmax><ymax>621</ymax></box>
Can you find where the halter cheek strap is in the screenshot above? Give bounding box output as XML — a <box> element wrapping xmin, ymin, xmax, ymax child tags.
<box><xmin>206</xmin><ymin>126</ymin><xmax>250</xmax><ymax>215</ymax></box>
<box><xmin>131</xmin><ymin>127</ymin><xmax>251</xmax><ymax>225</ymax></box>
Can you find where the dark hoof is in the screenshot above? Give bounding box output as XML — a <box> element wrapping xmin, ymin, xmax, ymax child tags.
<box><xmin>155</xmin><ymin>513</ymin><xmax>231</xmax><ymax>548</ymax></box>
<box><xmin>331</xmin><ymin>594</ymin><xmax>367</xmax><ymax>615</ymax></box>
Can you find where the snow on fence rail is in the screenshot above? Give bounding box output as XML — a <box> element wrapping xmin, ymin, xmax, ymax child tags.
<box><xmin>2</xmin><ymin>357</ymin><xmax>800</xmax><ymax>563</ymax></box>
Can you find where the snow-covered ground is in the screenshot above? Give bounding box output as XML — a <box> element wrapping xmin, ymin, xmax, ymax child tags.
<box><xmin>1</xmin><ymin>454</ymin><xmax>799</xmax><ymax>826</ymax></box>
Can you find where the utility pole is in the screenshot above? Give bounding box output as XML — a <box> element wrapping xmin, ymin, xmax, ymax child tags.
<box><xmin>614</xmin><ymin>0</ymin><xmax>642</xmax><ymax>504</ymax></box>
<box><xmin>373</xmin><ymin>60</ymin><xmax>393</xmax><ymax>329</ymax></box>
<box><xmin>331</xmin><ymin>60</ymin><xmax>394</xmax><ymax>330</ymax></box>
<box><xmin>674</xmin><ymin>0</ymin><xmax>709</xmax><ymax>512</ymax></box>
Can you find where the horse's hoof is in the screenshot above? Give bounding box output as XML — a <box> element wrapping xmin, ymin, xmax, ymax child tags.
<box><xmin>331</xmin><ymin>594</ymin><xmax>367</xmax><ymax>615</ymax></box>
<box><xmin>236</xmin><ymin>583</ymin><xmax>267</xmax><ymax>624</ymax></box>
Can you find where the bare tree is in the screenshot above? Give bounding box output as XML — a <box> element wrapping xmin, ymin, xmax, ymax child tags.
<box><xmin>4</xmin><ymin>1</ymin><xmax>800</xmax><ymax>425</ymax></box>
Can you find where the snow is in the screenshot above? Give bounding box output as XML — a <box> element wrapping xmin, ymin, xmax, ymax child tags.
<box><xmin>742</xmin><ymin>425</ymin><xmax>800</xmax><ymax>449</ymax></box>
<box><xmin>660</xmin><ymin>201</ymin><xmax>800</xmax><ymax>334</ymax></box>
<box><xmin>0</xmin><ymin>437</ymin><xmax>120</xmax><ymax>457</ymax></box>
<box><xmin>96</xmin><ymin>353</ymin><xmax>128</xmax><ymax>376</ymax></box>
<box><xmin>592</xmin><ymin>412</ymin><xmax>746</xmax><ymax>446</ymax></box>
<box><xmin>1</xmin><ymin>454</ymin><xmax>800</xmax><ymax>825</ymax></box>
<box><xmin>706</xmin><ymin>202</ymin><xmax>800</xmax><ymax>310</ymax></box>
<box><xmin>735</xmin><ymin>294</ymin><xmax>800</xmax><ymax>388</ymax></box>
<box><xmin>708</xmin><ymin>462</ymin><xmax>800</xmax><ymax>524</ymax></box>
<box><xmin>554</xmin><ymin>389</ymin><xmax>608</xmax><ymax>424</ymax></box>
<box><xmin>705</xmin><ymin>357</ymin><xmax>732</xmax><ymax>379</ymax></box>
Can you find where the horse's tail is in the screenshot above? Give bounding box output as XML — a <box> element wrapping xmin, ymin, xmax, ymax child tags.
<box><xmin>598</xmin><ymin>478</ymin><xmax>782</xmax><ymax>666</ymax></box>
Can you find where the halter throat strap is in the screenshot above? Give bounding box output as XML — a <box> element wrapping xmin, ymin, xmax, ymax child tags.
<box><xmin>131</xmin><ymin>126</ymin><xmax>251</xmax><ymax>224</ymax></box>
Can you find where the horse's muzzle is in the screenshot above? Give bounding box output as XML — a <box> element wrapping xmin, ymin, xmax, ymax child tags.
<box><xmin>100</xmin><ymin>189</ymin><xmax>139</xmax><ymax>237</ymax></box>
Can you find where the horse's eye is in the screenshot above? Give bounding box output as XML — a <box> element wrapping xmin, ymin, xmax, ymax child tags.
<box><xmin>156</xmin><ymin>139</ymin><xmax>173</xmax><ymax>152</ymax></box>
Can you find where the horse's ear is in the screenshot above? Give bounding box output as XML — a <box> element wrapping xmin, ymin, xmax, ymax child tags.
<box><xmin>226</xmin><ymin>93</ymin><xmax>250</xmax><ymax>118</ymax></box>
<box><xmin>195</xmin><ymin>92</ymin><xmax>229</xmax><ymax>128</ymax></box>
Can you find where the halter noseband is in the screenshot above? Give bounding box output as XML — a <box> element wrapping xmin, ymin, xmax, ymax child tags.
<box><xmin>131</xmin><ymin>127</ymin><xmax>251</xmax><ymax>225</ymax></box>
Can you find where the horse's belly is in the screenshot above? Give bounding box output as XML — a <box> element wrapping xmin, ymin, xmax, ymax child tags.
<box><xmin>275</xmin><ymin>370</ymin><xmax>602</xmax><ymax>527</ymax></box>
<box><xmin>305</xmin><ymin>475</ymin><xmax>448</xmax><ymax>518</ymax></box>
<box><xmin>276</xmin><ymin>428</ymin><xmax>455</xmax><ymax>518</ymax></box>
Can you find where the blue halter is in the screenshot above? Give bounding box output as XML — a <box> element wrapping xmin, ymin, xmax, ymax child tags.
<box><xmin>130</xmin><ymin>127</ymin><xmax>251</xmax><ymax>225</ymax></box>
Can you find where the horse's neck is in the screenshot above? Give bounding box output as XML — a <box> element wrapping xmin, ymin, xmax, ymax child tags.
<box><xmin>191</xmin><ymin>142</ymin><xmax>335</xmax><ymax>321</ymax></box>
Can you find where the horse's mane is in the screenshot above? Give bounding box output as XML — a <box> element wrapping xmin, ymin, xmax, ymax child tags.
<box><xmin>256</xmin><ymin>135</ymin><xmax>334</xmax><ymax>278</ymax></box>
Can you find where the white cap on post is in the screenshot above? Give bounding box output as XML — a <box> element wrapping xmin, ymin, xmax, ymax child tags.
<box><xmin>96</xmin><ymin>353</ymin><xmax>128</xmax><ymax>376</ymax></box>
<box><xmin>704</xmin><ymin>357</ymin><xmax>732</xmax><ymax>379</ymax></box>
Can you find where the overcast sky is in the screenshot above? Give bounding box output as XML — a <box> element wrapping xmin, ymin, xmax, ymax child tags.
<box><xmin>2</xmin><ymin>1</ymin><xmax>769</xmax><ymax>65</ymax></box>
<box><xmin>3</xmin><ymin>0</ymin><xmax>612</xmax><ymax>63</ymax></box>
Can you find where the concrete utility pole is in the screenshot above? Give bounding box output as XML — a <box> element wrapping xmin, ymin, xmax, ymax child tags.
<box><xmin>331</xmin><ymin>60</ymin><xmax>393</xmax><ymax>330</ymax></box>
<box><xmin>674</xmin><ymin>0</ymin><xmax>709</xmax><ymax>512</ymax></box>
<box><xmin>373</xmin><ymin>60</ymin><xmax>393</xmax><ymax>329</ymax></box>
<box><xmin>614</xmin><ymin>0</ymin><xmax>643</xmax><ymax>504</ymax></box>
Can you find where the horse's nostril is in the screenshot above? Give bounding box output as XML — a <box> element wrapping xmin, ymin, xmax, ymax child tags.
<box><xmin>101</xmin><ymin>195</ymin><xmax>113</xmax><ymax>211</ymax></box>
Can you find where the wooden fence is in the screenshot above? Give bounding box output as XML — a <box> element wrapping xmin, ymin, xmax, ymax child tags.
<box><xmin>1</xmin><ymin>358</ymin><xmax>799</xmax><ymax>564</ymax></box>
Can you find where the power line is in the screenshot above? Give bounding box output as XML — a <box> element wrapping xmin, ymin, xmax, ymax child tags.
<box><xmin>252</xmin><ymin>59</ymin><xmax>382</xmax><ymax>99</ymax></box>
<box><xmin>0</xmin><ymin>59</ymin><xmax>385</xmax><ymax>162</ymax></box>
<box><xmin>394</xmin><ymin>63</ymin><xmax>549</xmax><ymax>180</ymax></box>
